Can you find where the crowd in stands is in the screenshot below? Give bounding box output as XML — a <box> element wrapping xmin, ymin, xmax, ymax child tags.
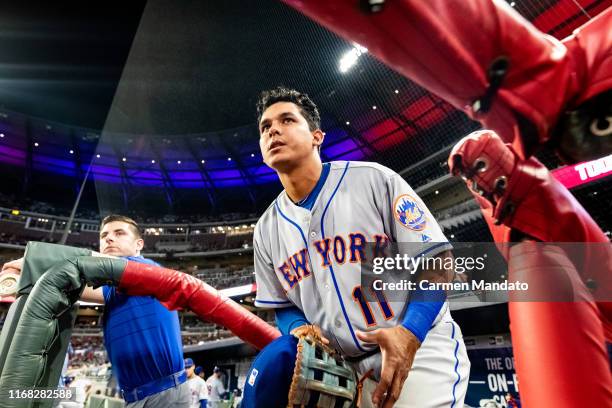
<box><xmin>0</xmin><ymin>191</ymin><xmax>257</xmax><ymax>224</ymax></box>
<box><xmin>67</xmin><ymin>336</ymin><xmax>106</xmax><ymax>369</ymax></box>
<box><xmin>0</xmin><ymin>207</ymin><xmax>256</xmax><ymax>256</ymax></box>
<box><xmin>194</xmin><ymin>265</ymin><xmax>255</xmax><ymax>289</ymax></box>
<box><xmin>182</xmin><ymin>330</ymin><xmax>234</xmax><ymax>345</ymax></box>
<box><xmin>0</xmin><ymin>231</ymin><xmax>28</xmax><ymax>246</ymax></box>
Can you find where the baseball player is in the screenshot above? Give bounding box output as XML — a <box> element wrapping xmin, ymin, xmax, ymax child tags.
<box><xmin>185</xmin><ymin>358</ymin><xmax>208</xmax><ymax>408</ymax></box>
<box><xmin>2</xmin><ymin>215</ymin><xmax>191</xmax><ymax>407</ymax></box>
<box><xmin>253</xmin><ymin>87</ymin><xmax>470</xmax><ymax>407</ymax></box>
<box><xmin>206</xmin><ymin>367</ymin><xmax>226</xmax><ymax>408</ymax></box>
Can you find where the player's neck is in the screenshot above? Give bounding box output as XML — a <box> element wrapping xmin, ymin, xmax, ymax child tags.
<box><xmin>278</xmin><ymin>158</ymin><xmax>323</xmax><ymax>203</ymax></box>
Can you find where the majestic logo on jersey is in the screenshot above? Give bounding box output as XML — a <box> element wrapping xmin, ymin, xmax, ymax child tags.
<box><xmin>394</xmin><ymin>194</ymin><xmax>427</xmax><ymax>231</ymax></box>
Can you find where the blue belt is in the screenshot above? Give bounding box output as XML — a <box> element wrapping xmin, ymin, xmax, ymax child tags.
<box><xmin>121</xmin><ymin>370</ymin><xmax>186</xmax><ymax>403</ymax></box>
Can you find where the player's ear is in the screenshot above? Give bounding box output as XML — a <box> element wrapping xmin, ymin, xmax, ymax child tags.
<box><xmin>312</xmin><ymin>129</ymin><xmax>324</xmax><ymax>149</ymax></box>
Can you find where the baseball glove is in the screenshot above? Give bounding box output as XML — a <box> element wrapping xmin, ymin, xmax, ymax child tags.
<box><xmin>287</xmin><ymin>325</ymin><xmax>358</xmax><ymax>408</ymax></box>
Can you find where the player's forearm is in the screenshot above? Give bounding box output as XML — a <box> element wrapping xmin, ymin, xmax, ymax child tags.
<box><xmin>80</xmin><ymin>285</ymin><xmax>104</xmax><ymax>304</ymax></box>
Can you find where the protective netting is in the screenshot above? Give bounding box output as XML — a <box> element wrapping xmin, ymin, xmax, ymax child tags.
<box><xmin>0</xmin><ymin>0</ymin><xmax>606</xmax><ymax>239</ymax></box>
<box><xmin>92</xmin><ymin>0</ymin><xmax>609</xmax><ymax>242</ymax></box>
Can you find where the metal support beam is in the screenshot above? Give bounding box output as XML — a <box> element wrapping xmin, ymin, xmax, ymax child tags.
<box><xmin>148</xmin><ymin>140</ymin><xmax>177</xmax><ymax>210</ymax></box>
<box><xmin>110</xmin><ymin>145</ymin><xmax>133</xmax><ymax>212</ymax></box>
<box><xmin>184</xmin><ymin>138</ymin><xmax>218</xmax><ymax>212</ymax></box>
<box><xmin>70</xmin><ymin>129</ymin><xmax>84</xmax><ymax>196</ymax></box>
<box><xmin>218</xmin><ymin>136</ymin><xmax>257</xmax><ymax>206</ymax></box>
<box><xmin>22</xmin><ymin>118</ymin><xmax>33</xmax><ymax>195</ymax></box>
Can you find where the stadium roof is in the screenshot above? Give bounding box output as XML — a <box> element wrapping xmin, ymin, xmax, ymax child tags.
<box><xmin>0</xmin><ymin>0</ymin><xmax>606</xmax><ymax>215</ymax></box>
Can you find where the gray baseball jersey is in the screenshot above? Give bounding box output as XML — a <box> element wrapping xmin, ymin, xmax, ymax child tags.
<box><xmin>254</xmin><ymin>161</ymin><xmax>452</xmax><ymax>357</ymax></box>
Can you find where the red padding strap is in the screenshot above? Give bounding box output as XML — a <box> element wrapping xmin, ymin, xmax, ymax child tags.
<box><xmin>119</xmin><ymin>261</ymin><xmax>280</xmax><ymax>349</ymax></box>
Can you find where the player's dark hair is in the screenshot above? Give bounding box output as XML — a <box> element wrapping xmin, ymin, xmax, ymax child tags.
<box><xmin>256</xmin><ymin>87</ymin><xmax>321</xmax><ymax>131</ymax></box>
<box><xmin>100</xmin><ymin>214</ymin><xmax>142</xmax><ymax>239</ymax></box>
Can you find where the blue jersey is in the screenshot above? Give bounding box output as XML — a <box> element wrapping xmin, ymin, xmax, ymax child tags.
<box><xmin>102</xmin><ymin>256</ymin><xmax>183</xmax><ymax>391</ymax></box>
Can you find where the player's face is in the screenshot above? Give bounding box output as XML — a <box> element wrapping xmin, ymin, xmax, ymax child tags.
<box><xmin>99</xmin><ymin>221</ymin><xmax>144</xmax><ymax>257</ymax></box>
<box><xmin>186</xmin><ymin>365</ymin><xmax>195</xmax><ymax>378</ymax></box>
<box><xmin>259</xmin><ymin>102</ymin><xmax>323</xmax><ymax>171</ymax></box>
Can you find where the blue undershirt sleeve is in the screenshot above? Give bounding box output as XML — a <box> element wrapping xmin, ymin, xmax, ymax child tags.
<box><xmin>275</xmin><ymin>306</ymin><xmax>309</xmax><ymax>335</ymax></box>
<box><xmin>401</xmin><ymin>288</ymin><xmax>446</xmax><ymax>343</ymax></box>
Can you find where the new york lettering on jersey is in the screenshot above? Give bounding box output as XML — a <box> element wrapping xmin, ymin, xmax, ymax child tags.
<box><xmin>279</xmin><ymin>232</ymin><xmax>390</xmax><ymax>289</ymax></box>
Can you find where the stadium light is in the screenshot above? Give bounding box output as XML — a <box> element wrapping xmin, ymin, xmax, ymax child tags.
<box><xmin>339</xmin><ymin>43</ymin><xmax>367</xmax><ymax>73</ymax></box>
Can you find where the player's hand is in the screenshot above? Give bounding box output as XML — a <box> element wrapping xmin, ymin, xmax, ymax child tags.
<box><xmin>1</xmin><ymin>257</ymin><xmax>24</xmax><ymax>275</ymax></box>
<box><xmin>290</xmin><ymin>324</ymin><xmax>330</xmax><ymax>345</ymax></box>
<box><xmin>356</xmin><ymin>326</ymin><xmax>421</xmax><ymax>408</ymax></box>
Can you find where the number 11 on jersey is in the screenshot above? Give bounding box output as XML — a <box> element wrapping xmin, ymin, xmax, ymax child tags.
<box><xmin>352</xmin><ymin>285</ymin><xmax>395</xmax><ymax>327</ymax></box>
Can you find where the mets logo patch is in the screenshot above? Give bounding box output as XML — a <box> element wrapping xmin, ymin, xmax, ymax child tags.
<box><xmin>394</xmin><ymin>194</ymin><xmax>427</xmax><ymax>231</ymax></box>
